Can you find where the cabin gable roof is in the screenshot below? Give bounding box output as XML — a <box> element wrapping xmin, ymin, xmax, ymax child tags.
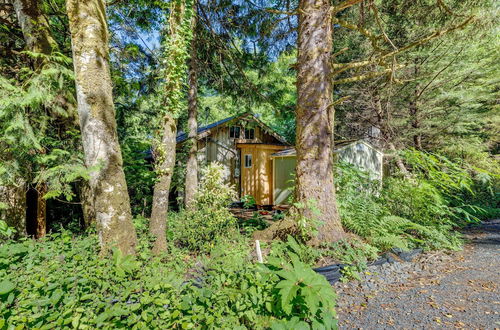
<box><xmin>176</xmin><ymin>112</ymin><xmax>289</xmax><ymax>145</ymax></box>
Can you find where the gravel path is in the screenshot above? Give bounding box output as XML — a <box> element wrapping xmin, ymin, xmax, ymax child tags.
<box><xmin>335</xmin><ymin>219</ymin><xmax>500</xmax><ymax>329</ymax></box>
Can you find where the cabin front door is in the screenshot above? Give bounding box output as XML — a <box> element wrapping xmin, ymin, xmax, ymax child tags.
<box><xmin>238</xmin><ymin>144</ymin><xmax>286</xmax><ymax>206</ymax></box>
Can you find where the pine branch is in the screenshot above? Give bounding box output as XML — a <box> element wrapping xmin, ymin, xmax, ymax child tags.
<box><xmin>333</xmin><ymin>66</ymin><xmax>403</xmax><ymax>85</ymax></box>
<box><xmin>416</xmin><ymin>47</ymin><xmax>465</xmax><ymax>100</ymax></box>
<box><xmin>370</xmin><ymin>2</ymin><xmax>397</xmax><ymax>51</ymax></box>
<box><xmin>331</xmin><ymin>16</ymin><xmax>474</xmax><ymax>73</ymax></box>
<box><xmin>331</xmin><ymin>0</ymin><xmax>364</xmax><ymax>14</ymax></box>
<box><xmin>332</xmin><ymin>17</ymin><xmax>383</xmax><ymax>51</ymax></box>
<box><xmin>265</xmin><ymin>9</ymin><xmax>297</xmax><ymax>15</ymax></box>
<box><xmin>331</xmin><ymin>95</ymin><xmax>351</xmax><ymax>106</ymax></box>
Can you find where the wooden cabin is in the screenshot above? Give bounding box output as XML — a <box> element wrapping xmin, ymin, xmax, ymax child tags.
<box><xmin>271</xmin><ymin>140</ymin><xmax>384</xmax><ymax>206</ymax></box>
<box><xmin>177</xmin><ymin>115</ymin><xmax>384</xmax><ymax>207</ymax></box>
<box><xmin>176</xmin><ymin>112</ymin><xmax>290</xmax><ymax>205</ymax></box>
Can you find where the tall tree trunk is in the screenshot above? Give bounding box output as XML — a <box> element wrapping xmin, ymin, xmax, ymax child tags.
<box><xmin>410</xmin><ymin>61</ymin><xmax>422</xmax><ymax>150</ymax></box>
<box><xmin>79</xmin><ymin>180</ymin><xmax>95</xmax><ymax>229</ymax></box>
<box><xmin>13</xmin><ymin>0</ymin><xmax>88</xmax><ymax>225</ymax></box>
<box><xmin>67</xmin><ymin>0</ymin><xmax>137</xmax><ymax>255</ymax></box>
<box><xmin>11</xmin><ymin>0</ymin><xmax>57</xmax><ymax>66</ymax></box>
<box><xmin>2</xmin><ymin>0</ymin><xmax>57</xmax><ymax>237</ymax></box>
<box><xmin>149</xmin><ymin>0</ymin><xmax>193</xmax><ymax>253</ymax></box>
<box><xmin>35</xmin><ymin>183</ymin><xmax>47</xmax><ymax>238</ymax></box>
<box><xmin>150</xmin><ymin>116</ymin><xmax>176</xmax><ymax>253</ymax></box>
<box><xmin>184</xmin><ymin>10</ymin><xmax>199</xmax><ymax>210</ymax></box>
<box><xmin>409</xmin><ymin>99</ymin><xmax>422</xmax><ymax>150</ymax></box>
<box><xmin>295</xmin><ymin>0</ymin><xmax>346</xmax><ymax>243</ymax></box>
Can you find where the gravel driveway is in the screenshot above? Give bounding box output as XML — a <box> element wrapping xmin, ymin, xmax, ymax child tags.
<box><xmin>335</xmin><ymin>219</ymin><xmax>500</xmax><ymax>329</ymax></box>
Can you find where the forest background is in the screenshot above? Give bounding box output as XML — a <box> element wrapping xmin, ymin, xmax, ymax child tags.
<box><xmin>0</xmin><ymin>0</ymin><xmax>498</xmax><ymax>328</ymax></box>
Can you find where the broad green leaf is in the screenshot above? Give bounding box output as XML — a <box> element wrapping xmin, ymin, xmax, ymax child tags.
<box><xmin>0</xmin><ymin>280</ymin><xmax>15</xmax><ymax>295</ymax></box>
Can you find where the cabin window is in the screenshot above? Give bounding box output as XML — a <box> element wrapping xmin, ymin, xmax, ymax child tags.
<box><xmin>244</xmin><ymin>154</ymin><xmax>252</xmax><ymax>168</ymax></box>
<box><xmin>245</xmin><ymin>128</ymin><xmax>255</xmax><ymax>139</ymax></box>
<box><xmin>229</xmin><ymin>126</ymin><xmax>240</xmax><ymax>138</ymax></box>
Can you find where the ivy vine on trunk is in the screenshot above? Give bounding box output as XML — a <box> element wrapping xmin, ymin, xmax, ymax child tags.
<box><xmin>150</xmin><ymin>0</ymin><xmax>195</xmax><ymax>253</ymax></box>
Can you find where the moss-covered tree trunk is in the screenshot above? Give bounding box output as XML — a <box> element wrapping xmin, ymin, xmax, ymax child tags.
<box><xmin>184</xmin><ymin>10</ymin><xmax>199</xmax><ymax>210</ymax></box>
<box><xmin>150</xmin><ymin>115</ymin><xmax>176</xmax><ymax>253</ymax></box>
<box><xmin>79</xmin><ymin>180</ymin><xmax>95</xmax><ymax>229</ymax></box>
<box><xmin>0</xmin><ymin>181</ymin><xmax>26</xmax><ymax>237</ymax></box>
<box><xmin>150</xmin><ymin>0</ymin><xmax>193</xmax><ymax>253</ymax></box>
<box><xmin>2</xmin><ymin>0</ymin><xmax>58</xmax><ymax>237</ymax></box>
<box><xmin>11</xmin><ymin>0</ymin><xmax>57</xmax><ymax>62</ymax></box>
<box><xmin>67</xmin><ymin>0</ymin><xmax>137</xmax><ymax>255</ymax></box>
<box><xmin>295</xmin><ymin>0</ymin><xmax>346</xmax><ymax>243</ymax></box>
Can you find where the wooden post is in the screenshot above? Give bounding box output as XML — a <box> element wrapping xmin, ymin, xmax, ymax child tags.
<box><xmin>255</xmin><ymin>240</ymin><xmax>263</xmax><ymax>263</ymax></box>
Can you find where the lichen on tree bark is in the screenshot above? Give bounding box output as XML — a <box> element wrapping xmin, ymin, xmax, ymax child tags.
<box><xmin>184</xmin><ymin>7</ymin><xmax>199</xmax><ymax>210</ymax></box>
<box><xmin>11</xmin><ymin>0</ymin><xmax>58</xmax><ymax>63</ymax></box>
<box><xmin>67</xmin><ymin>0</ymin><xmax>137</xmax><ymax>255</ymax></box>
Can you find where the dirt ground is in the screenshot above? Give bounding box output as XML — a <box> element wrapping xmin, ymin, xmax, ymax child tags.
<box><xmin>335</xmin><ymin>219</ymin><xmax>500</xmax><ymax>329</ymax></box>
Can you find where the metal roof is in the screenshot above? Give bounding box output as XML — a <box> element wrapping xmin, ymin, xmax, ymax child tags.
<box><xmin>176</xmin><ymin>114</ymin><xmax>239</xmax><ymax>143</ymax></box>
<box><xmin>176</xmin><ymin>112</ymin><xmax>289</xmax><ymax>145</ymax></box>
<box><xmin>271</xmin><ymin>148</ymin><xmax>297</xmax><ymax>157</ymax></box>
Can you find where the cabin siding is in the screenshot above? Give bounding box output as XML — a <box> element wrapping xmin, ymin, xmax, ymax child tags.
<box><xmin>335</xmin><ymin>141</ymin><xmax>383</xmax><ymax>181</ymax></box>
<box><xmin>182</xmin><ymin>115</ymin><xmax>288</xmax><ymax>202</ymax></box>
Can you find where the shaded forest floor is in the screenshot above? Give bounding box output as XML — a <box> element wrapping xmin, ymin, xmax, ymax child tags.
<box><xmin>336</xmin><ymin>219</ymin><xmax>500</xmax><ymax>329</ymax></box>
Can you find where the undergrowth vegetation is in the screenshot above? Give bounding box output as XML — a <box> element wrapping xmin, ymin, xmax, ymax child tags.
<box><xmin>1</xmin><ymin>151</ymin><xmax>498</xmax><ymax>328</ymax></box>
<box><xmin>168</xmin><ymin>164</ymin><xmax>238</xmax><ymax>252</ymax></box>
<box><xmin>0</xmin><ymin>231</ymin><xmax>338</xmax><ymax>329</ymax></box>
<box><xmin>336</xmin><ymin>149</ymin><xmax>498</xmax><ymax>253</ymax></box>
<box><xmin>0</xmin><ymin>164</ymin><xmax>338</xmax><ymax>329</ymax></box>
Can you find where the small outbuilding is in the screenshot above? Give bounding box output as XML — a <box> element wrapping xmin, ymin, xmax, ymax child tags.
<box><xmin>271</xmin><ymin>140</ymin><xmax>384</xmax><ymax>205</ymax></box>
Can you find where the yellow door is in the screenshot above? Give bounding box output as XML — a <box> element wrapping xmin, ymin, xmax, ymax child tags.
<box><xmin>240</xmin><ymin>145</ymin><xmax>285</xmax><ymax>205</ymax></box>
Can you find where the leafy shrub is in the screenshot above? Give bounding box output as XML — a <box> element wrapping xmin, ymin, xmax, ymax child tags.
<box><xmin>242</xmin><ymin>194</ymin><xmax>257</xmax><ymax>209</ymax></box>
<box><xmin>0</xmin><ymin>220</ymin><xmax>15</xmax><ymax>241</ymax></box>
<box><xmin>238</xmin><ymin>212</ymin><xmax>270</xmax><ymax>235</ymax></box>
<box><xmin>319</xmin><ymin>238</ymin><xmax>378</xmax><ymax>281</ymax></box>
<box><xmin>169</xmin><ymin>163</ymin><xmax>238</xmax><ymax>251</ymax></box>
<box><xmin>266</xmin><ymin>252</ymin><xmax>337</xmax><ymax>329</ymax></box>
<box><xmin>401</xmin><ymin>149</ymin><xmax>499</xmax><ymax>221</ymax></box>
<box><xmin>288</xmin><ymin>199</ymin><xmax>322</xmax><ymax>241</ymax></box>
<box><xmin>269</xmin><ymin>235</ymin><xmax>321</xmax><ymax>266</ymax></box>
<box><xmin>324</xmin><ymin>239</ymin><xmax>378</xmax><ymax>266</ymax></box>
